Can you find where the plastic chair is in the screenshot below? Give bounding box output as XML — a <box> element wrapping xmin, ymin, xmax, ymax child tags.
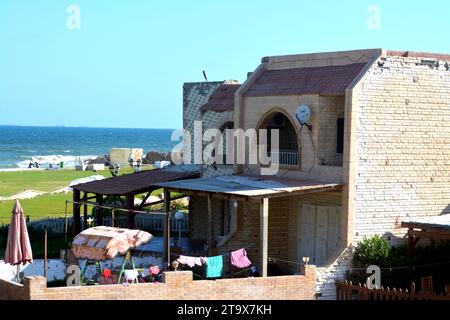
<box><xmin>421</xmin><ymin>276</ymin><xmax>433</xmax><ymax>294</ymax></box>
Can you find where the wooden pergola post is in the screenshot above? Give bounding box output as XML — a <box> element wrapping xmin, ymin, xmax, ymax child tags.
<box><xmin>73</xmin><ymin>189</ymin><xmax>81</xmax><ymax>236</ymax></box>
<box><xmin>96</xmin><ymin>194</ymin><xmax>104</xmax><ymax>226</ymax></box>
<box><xmin>125</xmin><ymin>193</ymin><xmax>135</xmax><ymax>229</ymax></box>
<box><xmin>260</xmin><ymin>197</ymin><xmax>269</xmax><ymax>277</ymax></box>
<box><xmin>83</xmin><ymin>192</ymin><xmax>88</xmax><ymax>230</ymax></box>
<box><xmin>163</xmin><ymin>189</ymin><xmax>171</xmax><ymax>266</ymax></box>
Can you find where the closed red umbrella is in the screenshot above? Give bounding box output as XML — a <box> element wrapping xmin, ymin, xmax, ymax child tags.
<box><xmin>5</xmin><ymin>200</ymin><xmax>33</xmax><ymax>282</ymax></box>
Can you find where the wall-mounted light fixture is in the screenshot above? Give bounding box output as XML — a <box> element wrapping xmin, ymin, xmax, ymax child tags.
<box><xmin>109</xmin><ymin>163</ymin><xmax>120</xmax><ymax>177</ymax></box>
<box><xmin>302</xmin><ymin>256</ymin><xmax>310</xmax><ymax>266</ymax></box>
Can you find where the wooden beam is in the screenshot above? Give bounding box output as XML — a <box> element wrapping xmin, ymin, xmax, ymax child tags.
<box><xmin>139</xmin><ymin>194</ymin><xmax>189</xmax><ymax>208</ymax></box>
<box><xmin>125</xmin><ymin>193</ymin><xmax>135</xmax><ymax>229</ymax></box>
<box><xmin>137</xmin><ymin>191</ymin><xmax>152</xmax><ymax>209</ymax></box>
<box><xmin>260</xmin><ymin>197</ymin><xmax>269</xmax><ymax>277</ymax></box>
<box><xmin>95</xmin><ymin>194</ymin><xmax>104</xmax><ymax>226</ymax></box>
<box><xmin>408</xmin><ymin>229</ymin><xmax>450</xmax><ymax>240</ymax></box>
<box><xmin>163</xmin><ymin>189</ymin><xmax>171</xmax><ymax>266</ymax></box>
<box><xmin>72</xmin><ymin>190</ymin><xmax>81</xmax><ymax>236</ymax></box>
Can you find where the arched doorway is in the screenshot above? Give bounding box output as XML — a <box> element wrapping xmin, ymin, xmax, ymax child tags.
<box><xmin>258</xmin><ymin>111</ymin><xmax>299</xmax><ymax>166</ymax></box>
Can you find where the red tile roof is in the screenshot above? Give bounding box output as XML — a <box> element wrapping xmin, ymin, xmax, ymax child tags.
<box><xmin>200</xmin><ymin>83</ymin><xmax>241</xmax><ymax>112</ymax></box>
<box><xmin>245</xmin><ymin>63</ymin><xmax>367</xmax><ymax>97</ymax></box>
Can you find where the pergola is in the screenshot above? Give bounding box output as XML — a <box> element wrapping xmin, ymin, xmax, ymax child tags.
<box><xmin>401</xmin><ymin>215</ymin><xmax>450</xmax><ymax>253</ymax></box>
<box><xmin>154</xmin><ymin>174</ymin><xmax>343</xmax><ymax>277</ymax></box>
<box><xmin>71</xmin><ymin>168</ymin><xmax>199</xmax><ymax>264</ymax></box>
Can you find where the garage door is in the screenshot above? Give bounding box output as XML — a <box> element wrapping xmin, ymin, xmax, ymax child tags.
<box><xmin>299</xmin><ymin>204</ymin><xmax>340</xmax><ymax>266</ymax></box>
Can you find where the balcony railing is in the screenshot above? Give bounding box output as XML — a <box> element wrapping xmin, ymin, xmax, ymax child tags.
<box><xmin>268</xmin><ymin>150</ymin><xmax>299</xmax><ymax>166</ymax></box>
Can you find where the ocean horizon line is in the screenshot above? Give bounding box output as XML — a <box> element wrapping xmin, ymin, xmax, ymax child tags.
<box><xmin>0</xmin><ymin>124</ymin><xmax>179</xmax><ymax>130</ymax></box>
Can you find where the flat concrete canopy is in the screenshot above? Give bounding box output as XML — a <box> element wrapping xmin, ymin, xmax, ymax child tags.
<box><xmin>154</xmin><ymin>175</ymin><xmax>343</xmax><ymax>200</ymax></box>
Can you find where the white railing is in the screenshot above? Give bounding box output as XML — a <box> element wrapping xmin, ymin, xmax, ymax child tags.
<box><xmin>24</xmin><ymin>214</ymin><xmax>189</xmax><ymax>234</ymax></box>
<box><xmin>268</xmin><ymin>150</ymin><xmax>299</xmax><ymax>166</ymax></box>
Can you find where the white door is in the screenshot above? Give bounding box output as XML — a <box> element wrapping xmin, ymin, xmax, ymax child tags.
<box><xmin>299</xmin><ymin>204</ymin><xmax>340</xmax><ymax>266</ymax></box>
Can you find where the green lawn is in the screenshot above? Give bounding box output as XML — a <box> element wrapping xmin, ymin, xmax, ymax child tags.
<box><xmin>0</xmin><ymin>193</ymin><xmax>74</xmax><ymax>224</ymax></box>
<box><xmin>0</xmin><ymin>167</ymin><xmax>161</xmax><ymax>224</ymax></box>
<box><xmin>0</xmin><ymin>167</ymin><xmax>140</xmax><ymax>196</ymax></box>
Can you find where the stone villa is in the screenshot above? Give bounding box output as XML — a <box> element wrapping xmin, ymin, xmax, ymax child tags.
<box><xmin>175</xmin><ymin>49</ymin><xmax>450</xmax><ymax>298</ymax></box>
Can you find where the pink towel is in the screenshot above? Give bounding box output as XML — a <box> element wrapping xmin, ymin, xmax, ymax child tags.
<box><xmin>177</xmin><ymin>255</ymin><xmax>206</xmax><ymax>267</ymax></box>
<box><xmin>230</xmin><ymin>248</ymin><xmax>252</xmax><ymax>268</ymax></box>
<box><xmin>150</xmin><ymin>265</ymin><xmax>160</xmax><ymax>275</ymax></box>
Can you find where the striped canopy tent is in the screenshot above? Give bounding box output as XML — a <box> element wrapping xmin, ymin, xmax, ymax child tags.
<box><xmin>71</xmin><ymin>226</ymin><xmax>153</xmax><ymax>261</ymax></box>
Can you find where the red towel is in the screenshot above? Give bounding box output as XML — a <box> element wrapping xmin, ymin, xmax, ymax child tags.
<box><xmin>230</xmin><ymin>248</ymin><xmax>252</xmax><ymax>268</ymax></box>
<box><xmin>102</xmin><ymin>268</ymin><xmax>112</xmax><ymax>278</ymax></box>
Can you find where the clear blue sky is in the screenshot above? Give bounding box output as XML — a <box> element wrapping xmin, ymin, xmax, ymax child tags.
<box><xmin>1</xmin><ymin>0</ymin><xmax>449</xmax><ymax>129</ymax></box>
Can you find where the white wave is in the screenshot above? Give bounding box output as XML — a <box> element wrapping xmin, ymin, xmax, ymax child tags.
<box><xmin>17</xmin><ymin>155</ymin><xmax>99</xmax><ymax>168</ymax></box>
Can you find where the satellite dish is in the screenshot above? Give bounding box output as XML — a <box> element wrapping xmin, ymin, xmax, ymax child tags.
<box><xmin>295</xmin><ymin>105</ymin><xmax>311</xmax><ymax>125</ymax></box>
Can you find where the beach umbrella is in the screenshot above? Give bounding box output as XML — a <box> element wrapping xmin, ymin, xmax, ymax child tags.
<box><xmin>4</xmin><ymin>200</ymin><xmax>33</xmax><ymax>282</ymax></box>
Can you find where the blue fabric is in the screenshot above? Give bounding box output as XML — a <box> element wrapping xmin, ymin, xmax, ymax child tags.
<box><xmin>206</xmin><ymin>255</ymin><xmax>223</xmax><ymax>278</ymax></box>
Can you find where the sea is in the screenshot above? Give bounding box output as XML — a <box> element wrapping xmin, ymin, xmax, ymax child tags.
<box><xmin>0</xmin><ymin>125</ymin><xmax>179</xmax><ymax>169</ymax></box>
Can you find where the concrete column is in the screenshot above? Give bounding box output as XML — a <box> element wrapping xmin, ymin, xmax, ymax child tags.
<box><xmin>207</xmin><ymin>194</ymin><xmax>213</xmax><ymax>256</ymax></box>
<box><xmin>259</xmin><ymin>197</ymin><xmax>269</xmax><ymax>277</ymax></box>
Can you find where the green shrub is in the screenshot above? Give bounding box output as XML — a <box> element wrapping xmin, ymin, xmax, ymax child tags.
<box><xmin>353</xmin><ymin>235</ymin><xmax>390</xmax><ymax>268</ymax></box>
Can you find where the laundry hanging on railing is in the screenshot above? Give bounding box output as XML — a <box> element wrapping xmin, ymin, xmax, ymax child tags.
<box><xmin>230</xmin><ymin>248</ymin><xmax>252</xmax><ymax>269</ymax></box>
<box><xmin>177</xmin><ymin>255</ymin><xmax>207</xmax><ymax>267</ymax></box>
<box><xmin>175</xmin><ymin>245</ymin><xmax>254</xmax><ymax>271</ymax></box>
<box><xmin>206</xmin><ymin>255</ymin><xmax>223</xmax><ymax>278</ymax></box>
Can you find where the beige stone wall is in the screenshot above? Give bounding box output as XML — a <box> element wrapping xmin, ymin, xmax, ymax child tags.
<box><xmin>353</xmin><ymin>54</ymin><xmax>450</xmax><ymax>243</ymax></box>
<box><xmin>317</xmin><ymin>96</ymin><xmax>345</xmax><ymax>167</ymax></box>
<box><xmin>240</xmin><ymin>94</ymin><xmax>344</xmax><ymax>182</ymax></box>
<box><xmin>0</xmin><ymin>268</ymin><xmax>316</xmax><ymax>300</ymax></box>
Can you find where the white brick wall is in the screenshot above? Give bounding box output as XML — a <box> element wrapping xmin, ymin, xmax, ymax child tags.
<box><xmin>354</xmin><ymin>56</ymin><xmax>450</xmax><ymax>243</ymax></box>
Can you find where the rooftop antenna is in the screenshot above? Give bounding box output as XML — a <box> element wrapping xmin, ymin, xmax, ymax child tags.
<box><xmin>202</xmin><ymin>70</ymin><xmax>208</xmax><ymax>82</ymax></box>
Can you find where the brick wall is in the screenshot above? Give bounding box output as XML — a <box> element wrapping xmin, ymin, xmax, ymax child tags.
<box><xmin>353</xmin><ymin>54</ymin><xmax>450</xmax><ymax>243</ymax></box>
<box><xmin>0</xmin><ymin>277</ymin><xmax>26</xmax><ymax>300</ymax></box>
<box><xmin>0</xmin><ymin>267</ymin><xmax>316</xmax><ymax>300</ymax></box>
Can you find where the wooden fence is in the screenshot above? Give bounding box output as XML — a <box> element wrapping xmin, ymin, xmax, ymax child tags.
<box><xmin>336</xmin><ymin>280</ymin><xmax>450</xmax><ymax>300</ymax></box>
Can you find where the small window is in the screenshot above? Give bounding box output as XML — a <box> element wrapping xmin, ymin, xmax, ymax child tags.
<box><xmin>336</xmin><ymin>118</ymin><xmax>344</xmax><ymax>154</ymax></box>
